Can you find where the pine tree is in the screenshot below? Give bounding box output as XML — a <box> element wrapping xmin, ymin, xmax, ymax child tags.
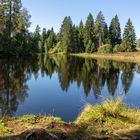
<box><xmin>123</xmin><ymin>18</ymin><xmax>136</xmax><ymax>51</ymax></box>
<box><xmin>84</xmin><ymin>13</ymin><xmax>94</xmax><ymax>50</ymax></box>
<box><xmin>109</xmin><ymin>15</ymin><xmax>121</xmax><ymax>47</ymax></box>
<box><xmin>94</xmin><ymin>11</ymin><xmax>106</xmax><ymax>48</ymax></box>
<box><xmin>78</xmin><ymin>20</ymin><xmax>84</xmax><ymax>52</ymax></box>
<box><xmin>103</xmin><ymin>23</ymin><xmax>110</xmax><ymax>44</ymax></box>
<box><xmin>72</xmin><ymin>25</ymin><xmax>79</xmax><ymax>53</ymax></box>
<box><xmin>59</xmin><ymin>16</ymin><xmax>73</xmax><ymax>53</ymax></box>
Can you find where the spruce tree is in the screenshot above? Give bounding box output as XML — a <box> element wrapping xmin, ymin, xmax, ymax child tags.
<box><xmin>103</xmin><ymin>23</ymin><xmax>110</xmax><ymax>44</ymax></box>
<box><xmin>84</xmin><ymin>13</ymin><xmax>95</xmax><ymax>52</ymax></box>
<box><xmin>109</xmin><ymin>15</ymin><xmax>121</xmax><ymax>47</ymax></box>
<box><xmin>33</xmin><ymin>25</ymin><xmax>41</xmax><ymax>52</ymax></box>
<box><xmin>94</xmin><ymin>11</ymin><xmax>106</xmax><ymax>48</ymax></box>
<box><xmin>78</xmin><ymin>20</ymin><xmax>84</xmax><ymax>52</ymax></box>
<box><xmin>123</xmin><ymin>18</ymin><xmax>136</xmax><ymax>51</ymax></box>
<box><xmin>59</xmin><ymin>16</ymin><xmax>73</xmax><ymax>53</ymax></box>
<box><xmin>72</xmin><ymin>25</ymin><xmax>79</xmax><ymax>53</ymax></box>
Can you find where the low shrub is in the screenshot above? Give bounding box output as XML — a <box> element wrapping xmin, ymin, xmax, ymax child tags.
<box><xmin>98</xmin><ymin>44</ymin><xmax>112</xmax><ymax>53</ymax></box>
<box><xmin>85</xmin><ymin>40</ymin><xmax>96</xmax><ymax>53</ymax></box>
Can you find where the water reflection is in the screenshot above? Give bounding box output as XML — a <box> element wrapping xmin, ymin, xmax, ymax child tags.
<box><xmin>0</xmin><ymin>55</ymin><xmax>138</xmax><ymax>118</ymax></box>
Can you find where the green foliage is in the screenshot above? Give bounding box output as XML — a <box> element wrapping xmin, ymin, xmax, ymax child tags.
<box><xmin>98</xmin><ymin>44</ymin><xmax>112</xmax><ymax>53</ymax></box>
<box><xmin>94</xmin><ymin>11</ymin><xmax>106</xmax><ymax>47</ymax></box>
<box><xmin>59</xmin><ymin>16</ymin><xmax>73</xmax><ymax>53</ymax></box>
<box><xmin>0</xmin><ymin>0</ymin><xmax>31</xmax><ymax>54</ymax></box>
<box><xmin>14</xmin><ymin>115</ymin><xmax>63</xmax><ymax>124</ymax></box>
<box><xmin>78</xmin><ymin>20</ymin><xmax>84</xmax><ymax>52</ymax></box>
<box><xmin>72</xmin><ymin>25</ymin><xmax>79</xmax><ymax>53</ymax></box>
<box><xmin>103</xmin><ymin>23</ymin><xmax>110</xmax><ymax>44</ymax></box>
<box><xmin>45</xmin><ymin>28</ymin><xmax>56</xmax><ymax>53</ymax></box>
<box><xmin>109</xmin><ymin>15</ymin><xmax>121</xmax><ymax>47</ymax></box>
<box><xmin>49</xmin><ymin>41</ymin><xmax>62</xmax><ymax>53</ymax></box>
<box><xmin>0</xmin><ymin>6</ymin><xmax>138</xmax><ymax>55</ymax></box>
<box><xmin>113</xmin><ymin>44</ymin><xmax>124</xmax><ymax>52</ymax></box>
<box><xmin>100</xmin><ymin>97</ymin><xmax>123</xmax><ymax>118</ymax></box>
<box><xmin>123</xmin><ymin>18</ymin><xmax>136</xmax><ymax>51</ymax></box>
<box><xmin>84</xmin><ymin>13</ymin><xmax>94</xmax><ymax>50</ymax></box>
<box><xmin>85</xmin><ymin>40</ymin><xmax>96</xmax><ymax>53</ymax></box>
<box><xmin>76</xmin><ymin>97</ymin><xmax>138</xmax><ymax>125</ymax></box>
<box><xmin>38</xmin><ymin>40</ymin><xmax>42</xmax><ymax>53</ymax></box>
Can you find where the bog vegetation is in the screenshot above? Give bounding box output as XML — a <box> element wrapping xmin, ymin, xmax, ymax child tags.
<box><xmin>0</xmin><ymin>0</ymin><xmax>140</xmax><ymax>55</ymax></box>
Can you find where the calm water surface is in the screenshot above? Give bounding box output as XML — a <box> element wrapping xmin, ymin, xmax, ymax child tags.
<box><xmin>0</xmin><ymin>55</ymin><xmax>140</xmax><ymax>121</ymax></box>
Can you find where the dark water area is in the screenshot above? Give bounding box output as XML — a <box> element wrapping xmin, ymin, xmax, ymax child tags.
<box><xmin>0</xmin><ymin>55</ymin><xmax>140</xmax><ymax>122</ymax></box>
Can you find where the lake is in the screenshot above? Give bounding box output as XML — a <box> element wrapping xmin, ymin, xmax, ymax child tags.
<box><xmin>0</xmin><ymin>55</ymin><xmax>140</xmax><ymax>122</ymax></box>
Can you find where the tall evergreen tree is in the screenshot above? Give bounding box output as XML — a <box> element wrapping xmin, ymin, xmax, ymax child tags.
<box><xmin>123</xmin><ymin>18</ymin><xmax>136</xmax><ymax>51</ymax></box>
<box><xmin>78</xmin><ymin>20</ymin><xmax>84</xmax><ymax>52</ymax></box>
<box><xmin>72</xmin><ymin>25</ymin><xmax>79</xmax><ymax>53</ymax></box>
<box><xmin>84</xmin><ymin>13</ymin><xmax>95</xmax><ymax>51</ymax></box>
<box><xmin>33</xmin><ymin>25</ymin><xmax>40</xmax><ymax>51</ymax></box>
<box><xmin>109</xmin><ymin>15</ymin><xmax>121</xmax><ymax>47</ymax></box>
<box><xmin>41</xmin><ymin>28</ymin><xmax>47</xmax><ymax>45</ymax></box>
<box><xmin>59</xmin><ymin>16</ymin><xmax>73</xmax><ymax>53</ymax></box>
<box><xmin>103</xmin><ymin>23</ymin><xmax>110</xmax><ymax>44</ymax></box>
<box><xmin>0</xmin><ymin>0</ymin><xmax>31</xmax><ymax>53</ymax></box>
<box><xmin>94</xmin><ymin>11</ymin><xmax>106</xmax><ymax>48</ymax></box>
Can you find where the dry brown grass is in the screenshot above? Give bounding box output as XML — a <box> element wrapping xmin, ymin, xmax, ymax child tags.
<box><xmin>71</xmin><ymin>52</ymin><xmax>140</xmax><ymax>63</ymax></box>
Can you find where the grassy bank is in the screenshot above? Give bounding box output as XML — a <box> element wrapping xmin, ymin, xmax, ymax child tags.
<box><xmin>1</xmin><ymin>98</ymin><xmax>140</xmax><ymax>139</ymax></box>
<box><xmin>71</xmin><ymin>52</ymin><xmax>140</xmax><ymax>63</ymax></box>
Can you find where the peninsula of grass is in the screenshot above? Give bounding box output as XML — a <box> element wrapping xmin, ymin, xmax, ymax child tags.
<box><xmin>71</xmin><ymin>51</ymin><xmax>140</xmax><ymax>64</ymax></box>
<box><xmin>1</xmin><ymin>98</ymin><xmax>140</xmax><ymax>140</ymax></box>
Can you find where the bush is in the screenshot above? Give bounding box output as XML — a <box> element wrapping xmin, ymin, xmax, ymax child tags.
<box><xmin>85</xmin><ymin>40</ymin><xmax>96</xmax><ymax>53</ymax></box>
<box><xmin>113</xmin><ymin>41</ymin><xmax>132</xmax><ymax>52</ymax></box>
<box><xmin>98</xmin><ymin>44</ymin><xmax>112</xmax><ymax>53</ymax></box>
<box><xmin>113</xmin><ymin>44</ymin><xmax>124</xmax><ymax>52</ymax></box>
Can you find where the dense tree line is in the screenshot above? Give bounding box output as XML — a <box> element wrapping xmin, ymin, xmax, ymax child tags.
<box><xmin>0</xmin><ymin>0</ymin><xmax>139</xmax><ymax>55</ymax></box>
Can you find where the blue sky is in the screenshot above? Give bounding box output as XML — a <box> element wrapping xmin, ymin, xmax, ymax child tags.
<box><xmin>23</xmin><ymin>0</ymin><xmax>140</xmax><ymax>38</ymax></box>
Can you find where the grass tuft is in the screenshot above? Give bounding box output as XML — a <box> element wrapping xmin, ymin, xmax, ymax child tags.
<box><xmin>100</xmin><ymin>97</ymin><xmax>123</xmax><ymax>118</ymax></box>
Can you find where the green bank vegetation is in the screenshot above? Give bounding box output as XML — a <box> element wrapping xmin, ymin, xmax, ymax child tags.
<box><xmin>1</xmin><ymin>98</ymin><xmax>140</xmax><ymax>139</ymax></box>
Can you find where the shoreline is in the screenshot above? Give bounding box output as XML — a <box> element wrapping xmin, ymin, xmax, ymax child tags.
<box><xmin>70</xmin><ymin>52</ymin><xmax>140</xmax><ymax>64</ymax></box>
<box><xmin>1</xmin><ymin>99</ymin><xmax>140</xmax><ymax>140</ymax></box>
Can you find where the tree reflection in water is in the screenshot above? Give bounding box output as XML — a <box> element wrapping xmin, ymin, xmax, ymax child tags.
<box><xmin>0</xmin><ymin>55</ymin><xmax>137</xmax><ymax>117</ymax></box>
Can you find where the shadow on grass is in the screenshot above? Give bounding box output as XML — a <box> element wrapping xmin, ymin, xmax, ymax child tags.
<box><xmin>0</xmin><ymin>128</ymin><xmax>77</xmax><ymax>140</ymax></box>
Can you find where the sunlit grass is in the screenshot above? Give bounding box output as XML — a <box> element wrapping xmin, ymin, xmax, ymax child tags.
<box><xmin>71</xmin><ymin>52</ymin><xmax>140</xmax><ymax>63</ymax></box>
